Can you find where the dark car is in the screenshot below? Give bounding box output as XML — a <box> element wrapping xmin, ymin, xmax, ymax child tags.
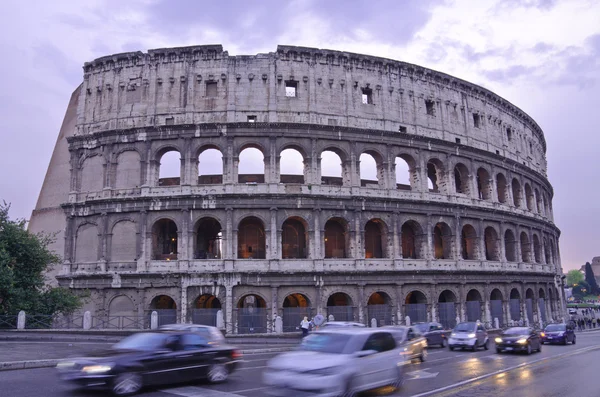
<box><xmin>541</xmin><ymin>323</ymin><xmax>576</xmax><ymax>345</ymax></box>
<box><xmin>413</xmin><ymin>322</ymin><xmax>449</xmax><ymax>348</ymax></box>
<box><xmin>495</xmin><ymin>327</ymin><xmax>542</xmax><ymax>354</ymax></box>
<box><xmin>56</xmin><ymin>331</ymin><xmax>242</xmax><ymax>396</ymax></box>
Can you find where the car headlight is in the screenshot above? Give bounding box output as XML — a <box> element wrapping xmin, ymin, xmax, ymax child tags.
<box><xmin>540</xmin><ymin>333</ymin><xmax>545</xmax><ymax>337</ymax></box>
<box><xmin>517</xmin><ymin>338</ymin><xmax>528</xmax><ymax>344</ymax></box>
<box><xmin>305</xmin><ymin>366</ymin><xmax>338</xmax><ymax>376</ymax></box>
<box><xmin>81</xmin><ymin>364</ymin><xmax>113</xmax><ymax>374</ymax></box>
<box><xmin>495</xmin><ymin>337</ymin><xmax>502</xmax><ymax>343</ymax></box>
<box><xmin>468</xmin><ymin>333</ymin><xmax>476</xmax><ymax>338</ymax></box>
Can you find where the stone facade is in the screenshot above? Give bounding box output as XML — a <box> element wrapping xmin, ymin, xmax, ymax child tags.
<box><xmin>29</xmin><ymin>45</ymin><xmax>565</xmax><ymax>332</ymax></box>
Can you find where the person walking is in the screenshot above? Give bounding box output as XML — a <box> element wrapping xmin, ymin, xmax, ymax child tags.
<box><xmin>300</xmin><ymin>316</ymin><xmax>310</xmax><ymax>337</ymax></box>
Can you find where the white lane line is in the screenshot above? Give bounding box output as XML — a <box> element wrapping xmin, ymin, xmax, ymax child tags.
<box><xmin>410</xmin><ymin>345</ymin><xmax>600</xmax><ymax>397</ymax></box>
<box><xmin>161</xmin><ymin>386</ymin><xmax>244</xmax><ymax>397</ymax></box>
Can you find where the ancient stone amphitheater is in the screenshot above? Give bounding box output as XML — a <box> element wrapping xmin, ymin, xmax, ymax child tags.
<box><xmin>29</xmin><ymin>45</ymin><xmax>565</xmax><ymax>333</ymax></box>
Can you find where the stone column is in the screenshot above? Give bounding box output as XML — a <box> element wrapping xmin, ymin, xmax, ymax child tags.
<box><xmin>358</xmin><ymin>285</ymin><xmax>365</xmax><ymax>324</ymax></box>
<box><xmin>311</xmin><ymin>139</ymin><xmax>320</xmax><ymax>185</ymax></box>
<box><xmin>180</xmin><ymin>278</ymin><xmax>188</xmax><ymax>323</ymax></box>
<box><xmin>63</xmin><ymin>216</ymin><xmax>75</xmax><ymax>274</ymax></box>
<box><xmin>478</xmin><ymin>218</ymin><xmax>485</xmax><ymax>261</ymax></box>
<box><xmin>454</xmin><ymin>215</ymin><xmax>462</xmax><ymax>260</ymax></box>
<box><xmin>426</xmin><ymin>214</ymin><xmax>433</xmax><ymax>260</ymax></box>
<box><xmin>136</xmin><ymin>210</ymin><xmax>148</xmax><ymax>272</ymax></box>
<box><xmin>393</xmin><ymin>213</ymin><xmax>401</xmax><ymax>259</ymax></box>
<box><xmin>314</xmin><ymin>209</ymin><xmax>322</xmax><ymax>259</ymax></box>
<box><xmin>499</xmin><ymin>221</ymin><xmax>507</xmax><ymax>262</ymax></box>
<box><xmin>269</xmin><ymin>207</ymin><xmax>278</xmax><ymax>259</ymax></box>
<box><xmin>395</xmin><ymin>284</ymin><xmax>404</xmax><ymax>325</ymax></box>
<box><xmin>225</xmin><ymin>208</ymin><xmax>234</xmax><ymax>259</ymax></box>
<box><xmin>271</xmin><ymin>286</ymin><xmax>278</xmax><ymax>333</ymax></box>
<box><xmin>179</xmin><ymin>210</ymin><xmax>189</xmax><ymax>263</ymax></box>
<box><xmin>502</xmin><ymin>299</ymin><xmax>510</xmax><ymax>326</ymax></box>
<box><xmin>225</xmin><ymin>285</ymin><xmax>234</xmax><ymax>334</ymax></box>
<box><xmin>99</xmin><ymin>213</ymin><xmax>108</xmax><ymax>272</ymax></box>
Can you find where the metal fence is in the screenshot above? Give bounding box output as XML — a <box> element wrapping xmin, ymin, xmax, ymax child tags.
<box><xmin>510</xmin><ymin>299</ymin><xmax>521</xmax><ymax>321</ymax></box>
<box><xmin>282</xmin><ymin>307</ymin><xmax>314</xmax><ymax>332</ymax></box>
<box><xmin>438</xmin><ymin>302</ymin><xmax>456</xmax><ymax>329</ymax></box>
<box><xmin>25</xmin><ymin>315</ymin><xmax>54</xmax><ymax>329</ymax></box>
<box><xmin>405</xmin><ymin>303</ymin><xmax>427</xmax><ymax>324</ymax></box>
<box><xmin>236</xmin><ymin>308</ymin><xmax>268</xmax><ymax>334</ymax></box>
<box><xmin>367</xmin><ymin>304</ymin><xmax>393</xmax><ymax>326</ymax></box>
<box><xmin>466</xmin><ymin>301</ymin><xmax>482</xmax><ymax>322</ymax></box>
<box><xmin>326</xmin><ymin>306</ymin><xmax>355</xmax><ymax>322</ymax></box>
<box><xmin>538</xmin><ymin>298</ymin><xmax>547</xmax><ymax>323</ymax></box>
<box><xmin>191</xmin><ymin>308</ymin><xmax>220</xmax><ymax>327</ymax></box>
<box><xmin>490</xmin><ymin>300</ymin><xmax>504</xmax><ymax>327</ymax></box>
<box><xmin>0</xmin><ymin>315</ymin><xmax>18</xmax><ymax>329</ymax></box>
<box><xmin>526</xmin><ymin>299</ymin><xmax>534</xmax><ymax>323</ymax></box>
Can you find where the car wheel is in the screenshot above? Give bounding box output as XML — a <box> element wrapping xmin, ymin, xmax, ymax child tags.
<box><xmin>112</xmin><ymin>372</ymin><xmax>142</xmax><ymax>396</ymax></box>
<box><xmin>419</xmin><ymin>348</ymin><xmax>428</xmax><ymax>362</ymax></box>
<box><xmin>340</xmin><ymin>378</ymin><xmax>356</xmax><ymax>397</ymax></box>
<box><xmin>472</xmin><ymin>343</ymin><xmax>477</xmax><ymax>352</ymax></box>
<box><xmin>449</xmin><ymin>346</ymin><xmax>454</xmax><ymax>351</ymax></box>
<box><xmin>562</xmin><ymin>338</ymin><xmax>568</xmax><ymax>345</ymax></box>
<box><xmin>572</xmin><ymin>336</ymin><xmax>576</xmax><ymax>345</ymax></box>
<box><xmin>526</xmin><ymin>344</ymin><xmax>532</xmax><ymax>355</ymax></box>
<box><xmin>392</xmin><ymin>367</ymin><xmax>404</xmax><ymax>390</ymax></box>
<box><xmin>496</xmin><ymin>348</ymin><xmax>502</xmax><ymax>354</ymax></box>
<box><xmin>207</xmin><ymin>363</ymin><xmax>229</xmax><ymax>383</ymax></box>
<box><xmin>538</xmin><ymin>342</ymin><xmax>542</xmax><ymax>352</ymax></box>
<box><xmin>441</xmin><ymin>338</ymin><xmax>447</xmax><ymax>348</ymax></box>
<box><xmin>484</xmin><ymin>340</ymin><xmax>489</xmax><ymax>350</ymax></box>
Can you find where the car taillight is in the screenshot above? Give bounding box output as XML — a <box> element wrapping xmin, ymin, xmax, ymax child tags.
<box><xmin>231</xmin><ymin>350</ymin><xmax>243</xmax><ymax>359</ymax></box>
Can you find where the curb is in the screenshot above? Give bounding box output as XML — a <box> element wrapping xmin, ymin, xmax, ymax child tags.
<box><xmin>0</xmin><ymin>347</ymin><xmax>294</xmax><ymax>372</ymax></box>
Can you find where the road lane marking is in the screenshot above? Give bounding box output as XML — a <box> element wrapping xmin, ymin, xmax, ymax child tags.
<box><xmin>406</xmin><ymin>370</ymin><xmax>439</xmax><ymax>380</ymax></box>
<box><xmin>161</xmin><ymin>386</ymin><xmax>244</xmax><ymax>396</ymax></box>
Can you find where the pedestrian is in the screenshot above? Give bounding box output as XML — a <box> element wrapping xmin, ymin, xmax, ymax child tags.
<box><xmin>300</xmin><ymin>316</ymin><xmax>310</xmax><ymax>337</ymax></box>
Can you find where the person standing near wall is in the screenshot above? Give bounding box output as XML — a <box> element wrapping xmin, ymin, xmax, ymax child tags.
<box><xmin>300</xmin><ymin>316</ymin><xmax>310</xmax><ymax>336</ymax></box>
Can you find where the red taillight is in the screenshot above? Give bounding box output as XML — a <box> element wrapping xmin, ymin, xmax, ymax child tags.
<box><xmin>231</xmin><ymin>350</ymin><xmax>243</xmax><ymax>359</ymax></box>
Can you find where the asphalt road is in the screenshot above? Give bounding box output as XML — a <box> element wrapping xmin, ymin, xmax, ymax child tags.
<box><xmin>1</xmin><ymin>332</ymin><xmax>599</xmax><ymax>397</ymax></box>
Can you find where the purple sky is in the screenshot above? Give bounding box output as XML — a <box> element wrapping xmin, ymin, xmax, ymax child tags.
<box><xmin>1</xmin><ymin>0</ymin><xmax>598</xmax><ymax>270</ymax></box>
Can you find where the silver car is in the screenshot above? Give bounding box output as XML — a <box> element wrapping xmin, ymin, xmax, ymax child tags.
<box><xmin>319</xmin><ymin>321</ymin><xmax>367</xmax><ymax>329</ymax></box>
<box><xmin>385</xmin><ymin>325</ymin><xmax>428</xmax><ymax>362</ymax></box>
<box><xmin>263</xmin><ymin>328</ymin><xmax>404</xmax><ymax>396</ymax></box>
<box><xmin>447</xmin><ymin>321</ymin><xmax>489</xmax><ymax>351</ymax></box>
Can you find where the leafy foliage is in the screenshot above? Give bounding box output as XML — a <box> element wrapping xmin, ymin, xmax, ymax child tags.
<box><xmin>0</xmin><ymin>203</ymin><xmax>83</xmax><ymax>315</ymax></box>
<box><xmin>584</xmin><ymin>262</ymin><xmax>600</xmax><ymax>295</ymax></box>
<box><xmin>572</xmin><ymin>281</ymin><xmax>591</xmax><ymax>300</ymax></box>
<box><xmin>566</xmin><ymin>269</ymin><xmax>584</xmax><ymax>287</ymax></box>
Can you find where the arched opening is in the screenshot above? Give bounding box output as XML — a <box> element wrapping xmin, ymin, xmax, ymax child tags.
<box><xmin>151</xmin><ymin>219</ymin><xmax>178</xmax><ymax>260</ymax></box>
<box><xmin>367</xmin><ymin>292</ymin><xmax>393</xmax><ymax>326</ymax></box>
<box><xmin>237</xmin><ymin>217</ymin><xmax>266</xmax><ymax>259</ymax></box>
<box><xmin>280</xmin><ymin>148</ymin><xmax>305</xmax><ymax>184</ymax></box>
<box><xmin>281</xmin><ymin>217</ymin><xmax>307</xmax><ymax>259</ymax></box>
<box><xmin>364</xmin><ymin>219</ymin><xmax>385</xmax><ymax>259</ymax></box>
<box><xmin>454</xmin><ymin>163</ymin><xmax>471</xmax><ymax>195</ymax></box>
<box><xmin>115</xmin><ymin>151</ymin><xmax>141</xmax><ymax>189</ymax></box>
<box><xmin>359</xmin><ymin>152</ymin><xmax>379</xmax><ymax>187</ymax></box>
<box><xmin>509</xmin><ymin>288</ymin><xmax>521</xmax><ymax>322</ymax></box>
<box><xmin>326</xmin><ymin>292</ymin><xmax>354</xmax><ymax>322</ymax></box>
<box><xmin>149</xmin><ymin>295</ymin><xmax>177</xmax><ymax>326</ymax></box>
<box><xmin>525</xmin><ymin>183</ymin><xmax>534</xmax><ymax>211</ymax></box>
<box><xmin>520</xmin><ymin>232</ymin><xmax>531</xmax><ymax>262</ymax></box>
<box><xmin>405</xmin><ymin>290</ymin><xmax>427</xmax><ymax>323</ymax></box>
<box><xmin>108</xmin><ymin>295</ymin><xmax>135</xmax><ymax>319</ymax></box>
<box><xmin>433</xmin><ymin>222</ymin><xmax>453</xmax><ymax>259</ymax></box>
<box><xmin>198</xmin><ymin>148</ymin><xmax>223</xmax><ymax>184</ymax></box>
<box><xmin>282</xmin><ymin>293</ymin><xmax>312</xmax><ymax>332</ymax></box>
<box><xmin>427</xmin><ymin>159</ymin><xmax>444</xmax><ymax>192</ymax></box>
<box><xmin>194</xmin><ymin>218</ymin><xmax>222</xmax><ymax>259</ymax></box>
<box><xmin>535</xmin><ymin>189</ymin><xmax>542</xmax><ymax>214</ymax></box>
<box><xmin>490</xmin><ymin>289</ymin><xmax>504</xmax><ymax>327</ymax></box>
<box><xmin>395</xmin><ymin>155</ymin><xmax>415</xmax><ymax>190</ymax></box>
<box><xmin>321</xmin><ymin>150</ymin><xmax>343</xmax><ymax>186</ymax></box>
<box><xmin>158</xmin><ymin>150</ymin><xmax>181</xmax><ymax>186</ymax></box>
<box><xmin>191</xmin><ymin>294</ymin><xmax>221</xmax><ymax>326</ymax></box>
<box><xmin>538</xmin><ymin>287</ymin><xmax>548</xmax><ymax>322</ymax></box>
<box><xmin>543</xmin><ymin>237</ymin><xmax>551</xmax><ymax>264</ymax></box>
<box><xmin>512</xmin><ymin>178</ymin><xmax>522</xmax><ymax>207</ymax></box>
<box><xmin>496</xmin><ymin>173</ymin><xmax>508</xmax><ymax>203</ymax></box>
<box><xmin>525</xmin><ymin>288</ymin><xmax>535</xmax><ymax>324</ymax></box>
<box><xmin>438</xmin><ymin>290</ymin><xmax>457</xmax><ymax>329</ymax></box>
<box><xmin>401</xmin><ymin>220</ymin><xmax>424</xmax><ymax>259</ymax></box>
<box><xmin>237</xmin><ymin>294</ymin><xmax>267</xmax><ymax>334</ymax></box>
<box><xmin>238</xmin><ymin>147</ymin><xmax>265</xmax><ymax>183</ymax></box>
<box><xmin>111</xmin><ymin>220</ymin><xmax>137</xmax><ymax>262</ymax></box>
<box><xmin>324</xmin><ymin>218</ymin><xmax>347</xmax><ymax>258</ymax></box>
<box><xmin>461</xmin><ymin>224</ymin><xmax>478</xmax><ymax>260</ymax></box>
<box><xmin>533</xmin><ymin>234</ymin><xmax>541</xmax><ymax>263</ymax></box>
<box><xmin>484</xmin><ymin>227</ymin><xmax>500</xmax><ymax>261</ymax></box>
<box><xmin>549</xmin><ymin>240</ymin><xmax>556</xmax><ymax>265</ymax></box>
<box><xmin>504</xmin><ymin>230</ymin><xmax>517</xmax><ymax>262</ymax></box>
<box><xmin>476</xmin><ymin>168</ymin><xmax>491</xmax><ymax>200</ymax></box>
<box><xmin>543</xmin><ymin>195</ymin><xmax>550</xmax><ymax>217</ymax></box>
<box><xmin>466</xmin><ymin>289</ymin><xmax>483</xmax><ymax>322</ymax></box>
<box><xmin>75</xmin><ymin>223</ymin><xmax>99</xmax><ymax>263</ymax></box>
<box><xmin>80</xmin><ymin>156</ymin><xmax>104</xmax><ymax>192</ymax></box>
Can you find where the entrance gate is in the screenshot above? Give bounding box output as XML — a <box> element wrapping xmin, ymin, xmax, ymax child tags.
<box><xmin>490</xmin><ymin>300</ymin><xmax>503</xmax><ymax>327</ymax></box>
<box><xmin>538</xmin><ymin>298</ymin><xmax>547</xmax><ymax>323</ymax></box>
<box><xmin>466</xmin><ymin>301</ymin><xmax>481</xmax><ymax>322</ymax></box>
<box><xmin>526</xmin><ymin>299</ymin><xmax>534</xmax><ymax>324</ymax></box>
<box><xmin>326</xmin><ymin>306</ymin><xmax>355</xmax><ymax>322</ymax></box>
<box><xmin>405</xmin><ymin>303</ymin><xmax>427</xmax><ymax>324</ymax></box>
<box><xmin>509</xmin><ymin>299</ymin><xmax>521</xmax><ymax>322</ymax></box>
<box><xmin>283</xmin><ymin>307</ymin><xmax>313</xmax><ymax>332</ymax></box>
<box><xmin>191</xmin><ymin>309</ymin><xmax>219</xmax><ymax>326</ymax></box>
<box><xmin>237</xmin><ymin>308</ymin><xmax>267</xmax><ymax>334</ymax></box>
<box><xmin>438</xmin><ymin>302</ymin><xmax>456</xmax><ymax>329</ymax></box>
<box><xmin>367</xmin><ymin>304</ymin><xmax>393</xmax><ymax>326</ymax></box>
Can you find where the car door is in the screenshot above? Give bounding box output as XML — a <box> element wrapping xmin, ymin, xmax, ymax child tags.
<box><xmin>142</xmin><ymin>334</ymin><xmax>188</xmax><ymax>386</ymax></box>
<box><xmin>406</xmin><ymin>327</ymin><xmax>422</xmax><ymax>359</ymax></box>
<box><xmin>476</xmin><ymin>324</ymin><xmax>486</xmax><ymax>347</ymax></box>
<box><xmin>178</xmin><ymin>333</ymin><xmax>213</xmax><ymax>382</ymax></box>
<box><xmin>566</xmin><ymin>325</ymin><xmax>574</xmax><ymax>342</ymax></box>
<box><xmin>429</xmin><ymin>324</ymin><xmax>440</xmax><ymax>345</ymax></box>
<box><xmin>354</xmin><ymin>333</ymin><xmax>396</xmax><ymax>390</ymax></box>
<box><xmin>529</xmin><ymin>329</ymin><xmax>539</xmax><ymax>349</ymax></box>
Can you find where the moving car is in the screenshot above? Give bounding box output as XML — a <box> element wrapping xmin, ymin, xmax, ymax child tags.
<box><xmin>159</xmin><ymin>323</ymin><xmax>226</xmax><ymax>345</ymax></box>
<box><xmin>568</xmin><ymin>308</ymin><xmax>577</xmax><ymax>315</ymax></box>
<box><xmin>495</xmin><ymin>327</ymin><xmax>542</xmax><ymax>354</ymax></box>
<box><xmin>263</xmin><ymin>328</ymin><xmax>404</xmax><ymax>396</ymax></box>
<box><xmin>447</xmin><ymin>322</ymin><xmax>489</xmax><ymax>351</ymax></box>
<box><xmin>56</xmin><ymin>331</ymin><xmax>241</xmax><ymax>395</ymax></box>
<box><xmin>540</xmin><ymin>323</ymin><xmax>576</xmax><ymax>345</ymax></box>
<box><xmin>320</xmin><ymin>321</ymin><xmax>366</xmax><ymax>329</ymax></box>
<box><xmin>385</xmin><ymin>325</ymin><xmax>429</xmax><ymax>362</ymax></box>
<box><xmin>413</xmin><ymin>322</ymin><xmax>449</xmax><ymax>347</ymax></box>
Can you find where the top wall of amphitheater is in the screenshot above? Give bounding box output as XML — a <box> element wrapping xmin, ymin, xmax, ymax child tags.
<box><xmin>78</xmin><ymin>44</ymin><xmax>548</xmax><ymax>176</ymax></box>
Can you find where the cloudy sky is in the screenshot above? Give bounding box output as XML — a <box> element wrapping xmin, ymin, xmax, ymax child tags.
<box><xmin>0</xmin><ymin>0</ymin><xmax>598</xmax><ymax>270</ymax></box>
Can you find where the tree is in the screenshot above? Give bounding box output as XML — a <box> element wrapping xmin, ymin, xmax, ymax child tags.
<box><xmin>572</xmin><ymin>281</ymin><xmax>590</xmax><ymax>300</ymax></box>
<box><xmin>566</xmin><ymin>269</ymin><xmax>584</xmax><ymax>287</ymax></box>
<box><xmin>584</xmin><ymin>262</ymin><xmax>600</xmax><ymax>295</ymax></box>
<box><xmin>0</xmin><ymin>202</ymin><xmax>83</xmax><ymax>315</ymax></box>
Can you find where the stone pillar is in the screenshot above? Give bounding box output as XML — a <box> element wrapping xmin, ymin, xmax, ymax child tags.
<box><xmin>312</xmin><ymin>139</ymin><xmax>321</xmax><ymax>185</ymax></box>
<box><xmin>354</xmin><ymin>210</ymin><xmax>362</xmax><ymax>259</ymax></box>
<box><xmin>426</xmin><ymin>214</ymin><xmax>433</xmax><ymax>260</ymax></box>
<box><xmin>99</xmin><ymin>213</ymin><xmax>108</xmax><ymax>272</ymax></box>
<box><xmin>454</xmin><ymin>215</ymin><xmax>462</xmax><ymax>261</ymax></box>
<box><xmin>226</xmin><ymin>285</ymin><xmax>233</xmax><ymax>334</ymax></box>
<box><xmin>180</xmin><ymin>280</ymin><xmax>188</xmax><ymax>323</ymax></box>
<box><xmin>17</xmin><ymin>311</ymin><xmax>25</xmax><ymax>330</ymax></box>
<box><xmin>314</xmin><ymin>209</ymin><xmax>322</xmax><ymax>259</ymax></box>
<box><xmin>181</xmin><ymin>137</ymin><xmax>192</xmax><ymax>186</ymax></box>
<box><xmin>358</xmin><ymin>285</ymin><xmax>365</xmax><ymax>324</ymax></box>
<box><xmin>151</xmin><ymin>311</ymin><xmax>158</xmax><ymax>330</ymax></box>
<box><xmin>499</xmin><ymin>222</ymin><xmax>507</xmax><ymax>262</ymax></box>
<box><xmin>224</xmin><ymin>208</ymin><xmax>234</xmax><ymax>259</ymax></box>
<box><xmin>393</xmin><ymin>212</ymin><xmax>401</xmax><ymax>259</ymax></box>
<box><xmin>478</xmin><ymin>218</ymin><xmax>485</xmax><ymax>261</ymax></box>
<box><xmin>180</xmin><ymin>209</ymin><xmax>190</xmax><ymax>261</ymax></box>
<box><xmin>271</xmin><ymin>286</ymin><xmax>278</xmax><ymax>333</ymax></box>
<box><xmin>502</xmin><ymin>299</ymin><xmax>510</xmax><ymax>327</ymax></box>
<box><xmin>269</xmin><ymin>207</ymin><xmax>279</xmax><ymax>259</ymax></box>
<box><xmin>395</xmin><ymin>284</ymin><xmax>404</xmax><ymax>325</ymax></box>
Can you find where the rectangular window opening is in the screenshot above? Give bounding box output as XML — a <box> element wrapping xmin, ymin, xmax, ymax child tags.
<box><xmin>362</xmin><ymin>87</ymin><xmax>373</xmax><ymax>104</ymax></box>
<box><xmin>473</xmin><ymin>113</ymin><xmax>480</xmax><ymax>128</ymax></box>
<box><xmin>496</xmin><ymin>150</ymin><xmax>500</xmax><ymax>155</ymax></box>
<box><xmin>206</xmin><ymin>81</ymin><xmax>217</xmax><ymax>98</ymax></box>
<box><xmin>247</xmin><ymin>115</ymin><xmax>257</xmax><ymax>123</ymax></box>
<box><xmin>506</xmin><ymin>128</ymin><xmax>512</xmax><ymax>141</ymax></box>
<box><xmin>399</xmin><ymin>126</ymin><xmax>407</xmax><ymax>133</ymax></box>
<box><xmin>455</xmin><ymin>138</ymin><xmax>461</xmax><ymax>144</ymax></box>
<box><xmin>165</xmin><ymin>117</ymin><xmax>174</xmax><ymax>126</ymax></box>
<box><xmin>425</xmin><ymin>99</ymin><xmax>435</xmax><ymax>116</ymax></box>
<box><xmin>285</xmin><ymin>80</ymin><xmax>298</xmax><ymax>97</ymax></box>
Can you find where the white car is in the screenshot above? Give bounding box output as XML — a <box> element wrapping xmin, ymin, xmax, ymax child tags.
<box><xmin>319</xmin><ymin>321</ymin><xmax>366</xmax><ymax>329</ymax></box>
<box><xmin>263</xmin><ymin>328</ymin><xmax>404</xmax><ymax>396</ymax></box>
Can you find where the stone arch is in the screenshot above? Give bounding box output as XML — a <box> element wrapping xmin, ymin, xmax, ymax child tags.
<box><xmin>157</xmin><ymin>148</ymin><xmax>181</xmax><ymax>186</ymax></box>
<box><xmin>525</xmin><ymin>288</ymin><xmax>535</xmax><ymax>300</ymax></box>
<box><xmin>543</xmin><ymin>194</ymin><xmax>550</xmax><ymax>216</ymax></box>
<box><xmin>283</xmin><ymin>293</ymin><xmax>311</xmax><ymax>308</ymax></box>
<box><xmin>405</xmin><ymin>289</ymin><xmax>428</xmax><ymax>323</ymax></box>
<box><xmin>238</xmin><ymin>146</ymin><xmax>265</xmax><ymax>183</ymax></box>
<box><xmin>320</xmin><ymin>146</ymin><xmax>348</xmax><ymax>186</ymax></box>
<box><xmin>496</xmin><ymin>173</ymin><xmax>508</xmax><ymax>203</ymax></box>
<box><xmin>525</xmin><ymin>183</ymin><xmax>535</xmax><ymax>211</ymax></box>
<box><xmin>115</xmin><ymin>150</ymin><xmax>141</xmax><ymax>189</ymax></box>
<box><xmin>280</xmin><ymin>147</ymin><xmax>305</xmax><ymax>184</ymax></box>
<box><xmin>490</xmin><ymin>288</ymin><xmax>503</xmax><ymax>301</ymax></box>
<box><xmin>454</xmin><ymin>162</ymin><xmax>471</xmax><ymax>196</ymax></box>
<box><xmin>367</xmin><ymin>291</ymin><xmax>392</xmax><ymax>305</ymax></box>
<box><xmin>364</xmin><ymin>218</ymin><xmax>387</xmax><ymax>258</ymax></box>
<box><xmin>465</xmin><ymin>288</ymin><xmax>484</xmax><ymax>322</ymax></box>
<box><xmin>427</xmin><ymin>158</ymin><xmax>445</xmax><ymax>192</ymax></box>
<box><xmin>282</xmin><ymin>292</ymin><xmax>312</xmax><ymax>332</ymax></box>
<box><xmin>510</xmin><ymin>288</ymin><xmax>521</xmax><ymax>300</ymax></box>
<box><xmin>151</xmin><ymin>218</ymin><xmax>178</xmax><ymax>260</ymax></box>
<box><xmin>108</xmin><ymin>295</ymin><xmax>135</xmax><ymax>317</ymax></box>
<box><xmin>367</xmin><ymin>291</ymin><xmax>393</xmax><ymax>326</ymax></box>
<box><xmin>512</xmin><ymin>178</ymin><xmax>522</xmax><ymax>207</ymax></box>
<box><xmin>466</xmin><ymin>289</ymin><xmax>483</xmax><ymax>302</ymax></box>
<box><xmin>238</xmin><ymin>216</ymin><xmax>266</xmax><ymax>259</ymax></box>
<box><xmin>194</xmin><ymin>294</ymin><xmax>222</xmax><ymax>309</ymax></box>
<box><xmin>549</xmin><ymin>239</ymin><xmax>556</xmax><ymax>265</ymax></box>
<box><xmin>405</xmin><ymin>290</ymin><xmax>428</xmax><ymax>304</ymax></box>
<box><xmin>75</xmin><ymin>222</ymin><xmax>99</xmax><ymax>263</ymax></box>
<box><xmin>461</xmin><ymin>224</ymin><xmax>478</xmax><ymax>260</ymax></box>
<box><xmin>197</xmin><ymin>146</ymin><xmax>224</xmax><ymax>185</ymax></box>
<box><xmin>193</xmin><ymin>217</ymin><xmax>222</xmax><ymax>259</ymax></box>
<box><xmin>110</xmin><ymin>220</ymin><xmax>137</xmax><ymax>262</ymax></box>
<box><xmin>401</xmin><ymin>220</ymin><xmax>425</xmax><ymax>259</ymax></box>
<box><xmin>438</xmin><ymin>289</ymin><xmax>458</xmax><ymax>328</ymax></box>
<box><xmin>538</xmin><ymin>288</ymin><xmax>546</xmax><ymax>299</ymax></box>
<box><xmin>484</xmin><ymin>226</ymin><xmax>500</xmax><ymax>261</ymax></box>
<box><xmin>433</xmin><ymin>222</ymin><xmax>454</xmax><ymax>259</ymax></box>
<box><xmin>149</xmin><ymin>294</ymin><xmax>177</xmax><ymax>325</ymax></box>
<box><xmin>504</xmin><ymin>229</ymin><xmax>517</xmax><ymax>262</ymax></box>
<box><xmin>237</xmin><ymin>293</ymin><xmax>268</xmax><ymax>334</ymax></box>
<box><xmin>438</xmin><ymin>290</ymin><xmax>457</xmax><ymax>302</ymax></box>
<box><xmin>80</xmin><ymin>154</ymin><xmax>104</xmax><ymax>192</ymax></box>
<box><xmin>520</xmin><ymin>231</ymin><xmax>531</xmax><ymax>262</ymax></box>
<box><xmin>324</xmin><ymin>217</ymin><xmax>349</xmax><ymax>258</ymax></box>
<box><xmin>359</xmin><ymin>149</ymin><xmax>385</xmax><ymax>186</ymax></box>
<box><xmin>282</xmin><ymin>216</ymin><xmax>308</xmax><ymax>259</ymax></box>
<box><xmin>476</xmin><ymin>167</ymin><xmax>492</xmax><ymax>200</ymax></box>
<box><xmin>509</xmin><ymin>288</ymin><xmax>522</xmax><ymax>321</ymax></box>
<box><xmin>533</xmin><ymin>234</ymin><xmax>542</xmax><ymax>263</ymax></box>
<box><xmin>395</xmin><ymin>153</ymin><xmax>417</xmax><ymax>190</ymax></box>
<box><xmin>326</xmin><ymin>292</ymin><xmax>355</xmax><ymax>322</ymax></box>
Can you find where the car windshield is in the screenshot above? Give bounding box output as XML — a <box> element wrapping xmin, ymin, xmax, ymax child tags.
<box><xmin>545</xmin><ymin>324</ymin><xmax>566</xmax><ymax>332</ymax></box>
<box><xmin>298</xmin><ymin>333</ymin><xmax>353</xmax><ymax>354</ymax></box>
<box><xmin>454</xmin><ymin>323</ymin><xmax>476</xmax><ymax>332</ymax></box>
<box><xmin>414</xmin><ymin>323</ymin><xmax>429</xmax><ymax>333</ymax></box>
<box><xmin>113</xmin><ymin>333</ymin><xmax>168</xmax><ymax>351</ymax></box>
<box><xmin>504</xmin><ymin>328</ymin><xmax>530</xmax><ymax>335</ymax></box>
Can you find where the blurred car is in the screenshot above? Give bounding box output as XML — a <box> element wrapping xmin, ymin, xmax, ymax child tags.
<box><xmin>495</xmin><ymin>327</ymin><xmax>542</xmax><ymax>354</ymax></box>
<box><xmin>568</xmin><ymin>308</ymin><xmax>577</xmax><ymax>315</ymax></box>
<box><xmin>263</xmin><ymin>328</ymin><xmax>404</xmax><ymax>396</ymax></box>
<box><xmin>56</xmin><ymin>331</ymin><xmax>241</xmax><ymax>396</ymax></box>
<box><xmin>384</xmin><ymin>325</ymin><xmax>428</xmax><ymax>362</ymax></box>
<box><xmin>447</xmin><ymin>322</ymin><xmax>489</xmax><ymax>351</ymax></box>
<box><xmin>413</xmin><ymin>322</ymin><xmax>449</xmax><ymax>348</ymax></box>
<box><xmin>159</xmin><ymin>323</ymin><xmax>226</xmax><ymax>345</ymax></box>
<box><xmin>540</xmin><ymin>323</ymin><xmax>576</xmax><ymax>345</ymax></box>
<box><xmin>320</xmin><ymin>321</ymin><xmax>366</xmax><ymax>329</ymax></box>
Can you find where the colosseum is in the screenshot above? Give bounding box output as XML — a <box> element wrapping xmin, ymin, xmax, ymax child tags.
<box><xmin>29</xmin><ymin>44</ymin><xmax>565</xmax><ymax>333</ymax></box>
